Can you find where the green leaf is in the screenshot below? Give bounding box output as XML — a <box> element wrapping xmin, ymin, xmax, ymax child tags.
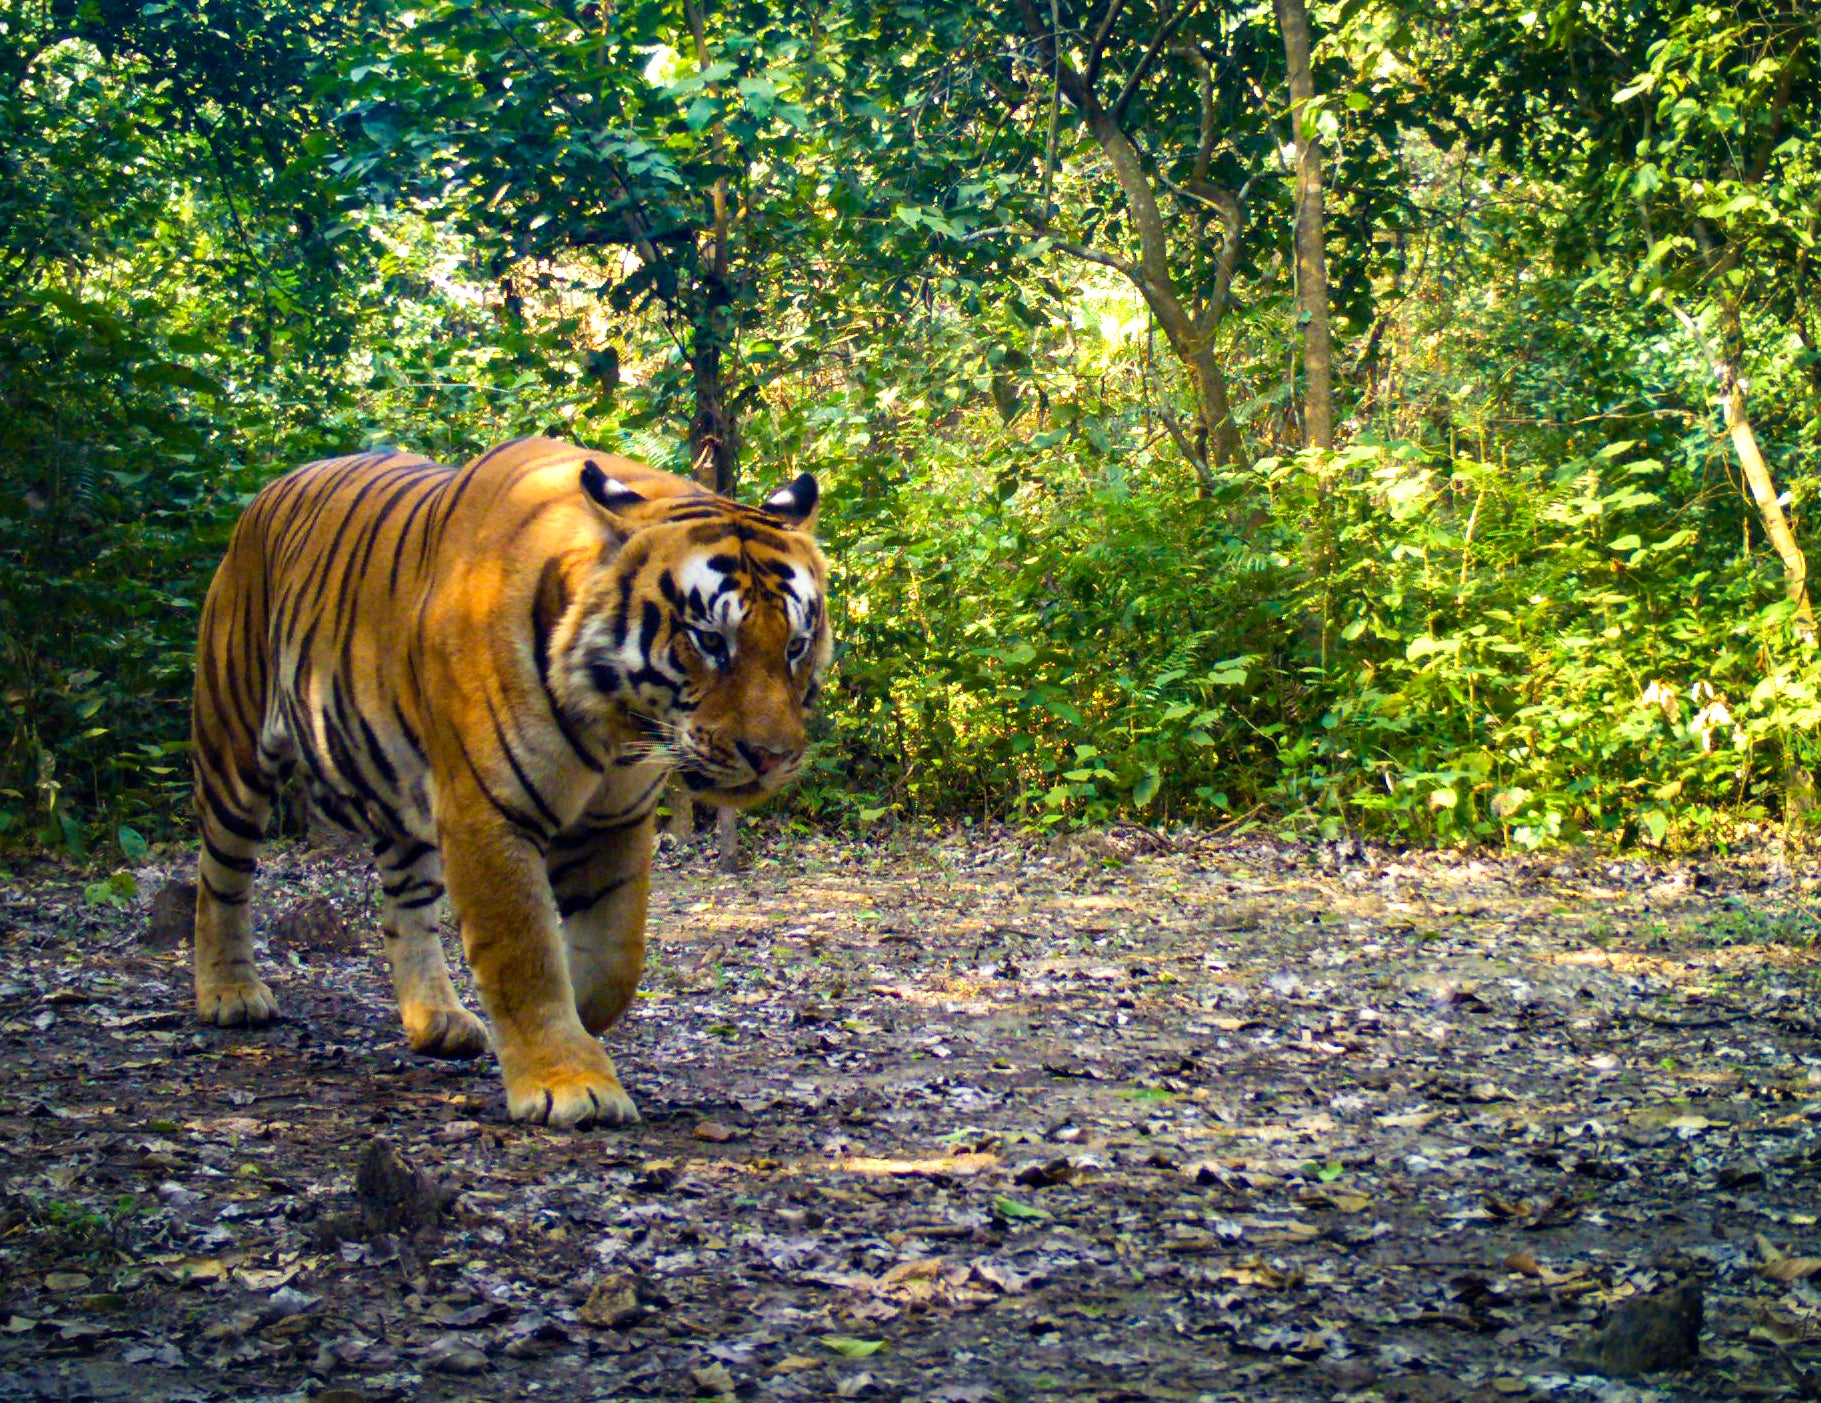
<box><xmin>1608</xmin><ymin>535</ymin><xmax>1641</xmax><ymax>552</ymax></box>
<box><xmin>129</xmin><ymin>361</ymin><xmax>225</xmax><ymax>396</ymax></box>
<box><xmin>116</xmin><ymin>825</ymin><xmax>149</xmax><ymax>863</ymax></box>
<box><xmin>1640</xmin><ymin>809</ymin><xmax>1669</xmax><ymax>844</ymax></box>
<box><xmin>84</xmin><ymin>871</ymin><xmax>137</xmax><ymax>907</ymax></box>
<box><xmin>820</xmin><ymin>1336</ymin><xmax>888</xmax><ymax>1358</ymax></box>
<box><xmin>1133</xmin><ymin>769</ymin><xmax>1161</xmax><ymax>807</ymax></box>
<box><xmin>993</xmin><ymin>1195</ymin><xmax>1052</xmax><ymax>1221</ymax></box>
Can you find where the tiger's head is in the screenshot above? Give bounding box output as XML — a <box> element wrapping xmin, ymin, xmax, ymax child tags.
<box><xmin>552</xmin><ymin>460</ymin><xmax>832</xmax><ymax>807</ymax></box>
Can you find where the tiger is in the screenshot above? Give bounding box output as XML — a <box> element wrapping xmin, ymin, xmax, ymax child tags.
<box><xmin>189</xmin><ymin>436</ymin><xmax>830</xmax><ymax>1127</ymax></box>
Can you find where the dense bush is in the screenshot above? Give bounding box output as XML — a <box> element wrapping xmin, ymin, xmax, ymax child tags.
<box><xmin>779</xmin><ymin>401</ymin><xmax>1819</xmax><ymax>846</ymax></box>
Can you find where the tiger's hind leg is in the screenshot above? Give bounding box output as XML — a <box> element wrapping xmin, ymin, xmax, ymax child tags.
<box><xmin>375</xmin><ymin>838</ymin><xmax>489</xmax><ymax>1060</ymax></box>
<box><xmin>191</xmin><ymin>681</ymin><xmax>282</xmax><ymax>1029</ymax></box>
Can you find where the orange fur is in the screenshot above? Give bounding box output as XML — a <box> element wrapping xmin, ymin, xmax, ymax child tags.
<box><xmin>189</xmin><ymin>437</ymin><xmax>830</xmax><ymax>1126</ymax></box>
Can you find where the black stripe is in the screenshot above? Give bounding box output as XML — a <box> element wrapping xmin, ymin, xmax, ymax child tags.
<box><xmin>204</xmin><ymin>785</ymin><xmax>265</xmax><ymax>842</ymax></box>
<box><xmin>453</xmin><ymin>731</ymin><xmax>551</xmax><ymax>842</ymax></box>
<box><xmin>637</xmin><ymin>600</ymin><xmax>663</xmax><ymax>655</ymax></box>
<box><xmin>199</xmin><ymin>872</ymin><xmax>249</xmax><ymax>906</ymax></box>
<box><xmin>389</xmin><ymin>476</ymin><xmax>443</xmax><ymax>593</ymax></box>
<box><xmin>338</xmin><ymin>461</ymin><xmax>430</xmax><ymax>623</ymax></box>
<box><xmin>356</xmin><ymin>709</ymin><xmax>401</xmax><ymax>792</ymax></box>
<box><xmin>381</xmin><ymin>839</ymin><xmax>436</xmax><ymax>872</ymax></box>
<box><xmin>202</xmin><ymin>834</ymin><xmax>256</xmax><ymax>874</ymax></box>
<box><xmin>392</xmin><ymin>700</ymin><xmax>428</xmax><ymax>764</ymax></box>
<box><xmin>487</xmin><ymin>695</ymin><xmax>562</xmax><ymax>831</ymax></box>
<box><xmin>530</xmin><ymin>567</ymin><xmax>604</xmax><ymax>774</ymax></box>
<box><xmin>558</xmin><ymin>875</ymin><xmax>633</xmax><ymax>919</ymax></box>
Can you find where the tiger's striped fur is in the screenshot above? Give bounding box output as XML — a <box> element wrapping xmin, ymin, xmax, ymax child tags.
<box><xmin>190</xmin><ymin>436</ymin><xmax>830</xmax><ymax>1127</ymax></box>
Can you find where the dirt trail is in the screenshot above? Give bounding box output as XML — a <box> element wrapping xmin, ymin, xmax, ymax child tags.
<box><xmin>3</xmin><ymin>829</ymin><xmax>1821</xmax><ymax>1402</ymax></box>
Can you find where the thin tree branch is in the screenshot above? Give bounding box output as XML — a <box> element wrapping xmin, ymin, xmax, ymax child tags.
<box><xmin>1083</xmin><ymin>0</ymin><xmax>1128</xmax><ymax>87</ymax></box>
<box><xmin>1172</xmin><ymin>39</ymin><xmax>1217</xmax><ymax>183</ymax></box>
<box><xmin>1040</xmin><ymin>0</ymin><xmax>1063</xmax><ymax>214</ymax></box>
<box><xmin>1112</xmin><ymin>0</ymin><xmax>1206</xmax><ymax>124</ymax></box>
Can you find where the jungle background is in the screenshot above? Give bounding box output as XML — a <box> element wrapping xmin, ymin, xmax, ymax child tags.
<box><xmin>5</xmin><ymin>0</ymin><xmax>1821</xmax><ymax>858</ymax></box>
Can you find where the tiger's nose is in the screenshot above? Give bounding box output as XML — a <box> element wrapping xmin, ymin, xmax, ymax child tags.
<box><xmin>736</xmin><ymin>741</ymin><xmax>795</xmax><ymax>778</ymax></box>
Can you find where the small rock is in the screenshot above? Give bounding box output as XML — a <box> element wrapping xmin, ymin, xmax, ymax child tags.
<box><xmin>309</xmin><ymin>1212</ymin><xmax>364</xmax><ymax>1249</ymax></box>
<box><xmin>1314</xmin><ymin>1359</ymin><xmax>1380</xmax><ymax>1393</ymax></box>
<box><xmin>421</xmin><ymin>1337</ymin><xmax>489</xmax><ymax>1375</ymax></box>
<box><xmin>579</xmin><ymin>1275</ymin><xmax>640</xmax><ymax>1329</ymax></box>
<box><xmin>356</xmin><ymin>1136</ymin><xmax>450</xmax><ymax>1238</ymax></box>
<box><xmin>1570</xmin><ymin>1281</ymin><xmax>1702</xmax><ymax>1376</ymax></box>
<box><xmin>43</xmin><ymin>1272</ymin><xmax>91</xmax><ymax>1293</ymax></box>
<box><xmin>265</xmin><ymin>1286</ymin><xmax>319</xmax><ymax>1321</ymax></box>
<box><xmin>693</xmin><ymin>1120</ymin><xmax>739</xmax><ymax>1143</ymax></box>
<box><xmin>274</xmin><ymin>897</ymin><xmax>359</xmax><ymax>954</ymax></box>
<box><xmin>145</xmin><ymin>880</ymin><xmax>196</xmax><ymax>951</ymax></box>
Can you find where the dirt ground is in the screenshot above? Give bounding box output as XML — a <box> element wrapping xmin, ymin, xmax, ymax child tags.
<box><xmin>4</xmin><ymin>827</ymin><xmax>1821</xmax><ymax>1403</ymax></box>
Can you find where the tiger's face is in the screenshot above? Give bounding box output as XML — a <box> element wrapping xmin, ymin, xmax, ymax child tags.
<box><xmin>555</xmin><ymin>464</ymin><xmax>831</xmax><ymax>807</ymax></box>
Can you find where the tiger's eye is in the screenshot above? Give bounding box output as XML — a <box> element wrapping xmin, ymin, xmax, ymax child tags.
<box><xmin>692</xmin><ymin>627</ymin><xmax>728</xmax><ymax>663</ymax></box>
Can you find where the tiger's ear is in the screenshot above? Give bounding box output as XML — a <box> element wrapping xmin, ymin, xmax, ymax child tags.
<box><xmin>580</xmin><ymin>459</ymin><xmax>646</xmax><ymax>516</ymax></box>
<box><xmin>760</xmin><ymin>472</ymin><xmax>818</xmax><ymax>529</ymax></box>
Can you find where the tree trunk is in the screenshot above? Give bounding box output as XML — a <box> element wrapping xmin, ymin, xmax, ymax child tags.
<box><xmin>1077</xmin><ymin>103</ymin><xmax>1247</xmax><ymax>480</ymax></box>
<box><xmin>1189</xmin><ymin>344</ymin><xmax>1245</xmax><ymax>479</ymax></box>
<box><xmin>674</xmin><ymin>326</ymin><xmax>740</xmax><ymax>851</ymax></box>
<box><xmin>688</xmin><ymin>290</ymin><xmax>739</xmax><ymax>497</ymax></box>
<box><xmin>1012</xmin><ymin>0</ymin><xmax>1248</xmax><ymax>484</ymax></box>
<box><xmin>1671</xmin><ymin>303</ymin><xmax>1815</xmax><ymax>641</ymax></box>
<box><xmin>667</xmin><ymin>784</ymin><xmax>696</xmax><ymax>842</ymax></box>
<box><xmin>1273</xmin><ymin>0</ymin><xmax>1334</xmax><ymax>450</ymax></box>
<box><xmin>1725</xmin><ymin>380</ymin><xmax>1816</xmax><ymax>641</ymax></box>
<box><xmin>682</xmin><ymin>0</ymin><xmax>740</xmax><ymax>499</ymax></box>
<box><xmin>715</xmin><ymin>803</ymin><xmax>740</xmax><ymax>873</ymax></box>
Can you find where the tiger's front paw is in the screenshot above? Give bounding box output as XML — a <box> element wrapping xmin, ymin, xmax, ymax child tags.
<box><xmin>502</xmin><ymin>1046</ymin><xmax>639</xmax><ymax>1129</ymax></box>
<box><xmin>196</xmin><ymin>979</ymin><xmax>279</xmax><ymax>1028</ymax></box>
<box><xmin>404</xmin><ymin>1006</ymin><xmax>490</xmax><ymax>1060</ymax></box>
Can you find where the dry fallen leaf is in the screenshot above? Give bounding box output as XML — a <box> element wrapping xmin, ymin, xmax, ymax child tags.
<box><xmin>1506</xmin><ymin>1250</ymin><xmax>1579</xmax><ymax>1286</ymax></box>
<box><xmin>690</xmin><ymin>1361</ymin><xmax>737</xmax><ymax>1395</ymax></box>
<box><xmin>1762</xmin><ymin>1257</ymin><xmax>1821</xmax><ymax>1282</ymax></box>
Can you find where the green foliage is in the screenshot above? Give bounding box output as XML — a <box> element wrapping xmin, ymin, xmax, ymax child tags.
<box><xmin>770</xmin><ymin>359</ymin><xmax>1820</xmax><ymax>844</ymax></box>
<box><xmin>24</xmin><ymin>1192</ymin><xmax>143</xmax><ymax>1262</ymax></box>
<box><xmin>4</xmin><ymin>0</ymin><xmax>1821</xmax><ymax>853</ymax></box>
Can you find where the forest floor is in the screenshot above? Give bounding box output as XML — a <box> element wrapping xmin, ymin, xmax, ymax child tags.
<box><xmin>3</xmin><ymin>828</ymin><xmax>1821</xmax><ymax>1403</ymax></box>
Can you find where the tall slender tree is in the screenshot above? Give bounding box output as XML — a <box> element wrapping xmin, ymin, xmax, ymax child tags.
<box><xmin>1272</xmin><ymin>0</ymin><xmax>1334</xmax><ymax>449</ymax></box>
